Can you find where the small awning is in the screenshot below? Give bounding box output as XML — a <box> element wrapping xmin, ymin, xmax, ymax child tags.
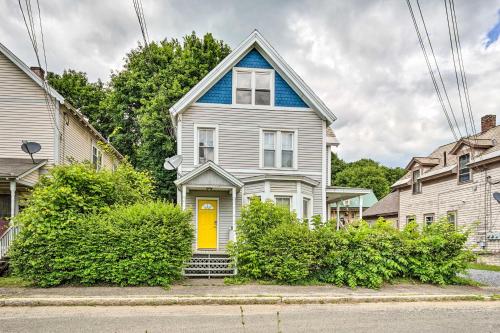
<box><xmin>174</xmin><ymin>161</ymin><xmax>244</xmax><ymax>190</ymax></box>
<box><xmin>0</xmin><ymin>158</ymin><xmax>47</xmax><ymax>180</ymax></box>
<box><xmin>326</xmin><ymin>186</ymin><xmax>371</xmax><ymax>203</ymax></box>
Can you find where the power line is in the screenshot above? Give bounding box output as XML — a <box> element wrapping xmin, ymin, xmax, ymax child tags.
<box><xmin>415</xmin><ymin>0</ymin><xmax>462</xmax><ymax>139</ymax></box>
<box><xmin>405</xmin><ymin>0</ymin><xmax>459</xmax><ymax>141</ymax></box>
<box><xmin>444</xmin><ymin>0</ymin><xmax>470</xmax><ymax>139</ymax></box>
<box><xmin>449</xmin><ymin>0</ymin><xmax>477</xmax><ymax>138</ymax></box>
<box><xmin>133</xmin><ymin>0</ymin><xmax>149</xmax><ymax>47</ymax></box>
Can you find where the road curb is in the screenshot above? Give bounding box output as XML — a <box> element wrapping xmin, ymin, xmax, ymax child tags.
<box><xmin>0</xmin><ymin>294</ymin><xmax>498</xmax><ymax>307</ymax></box>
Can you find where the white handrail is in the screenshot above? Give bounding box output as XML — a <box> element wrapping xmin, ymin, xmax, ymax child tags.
<box><xmin>0</xmin><ymin>226</ymin><xmax>20</xmax><ymax>260</ymax></box>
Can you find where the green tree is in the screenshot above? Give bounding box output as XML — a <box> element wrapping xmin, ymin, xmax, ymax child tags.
<box><xmin>334</xmin><ymin>165</ymin><xmax>390</xmax><ymax>199</ymax></box>
<box><xmin>101</xmin><ymin>32</ymin><xmax>231</xmax><ymax>200</ymax></box>
<box><xmin>47</xmin><ymin>70</ymin><xmax>110</xmax><ymax>137</ymax></box>
<box><xmin>330</xmin><ymin>153</ymin><xmax>347</xmax><ymax>180</ymax></box>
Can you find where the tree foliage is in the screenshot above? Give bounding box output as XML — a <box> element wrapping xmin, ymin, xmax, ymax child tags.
<box><xmin>47</xmin><ymin>33</ymin><xmax>231</xmax><ymax>201</ymax></box>
<box><xmin>331</xmin><ymin>154</ymin><xmax>406</xmax><ymax>199</ymax></box>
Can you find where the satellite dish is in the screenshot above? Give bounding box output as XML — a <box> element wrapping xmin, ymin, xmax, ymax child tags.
<box><xmin>164</xmin><ymin>155</ymin><xmax>183</xmax><ymax>170</ymax></box>
<box><xmin>494</xmin><ymin>192</ymin><xmax>500</xmax><ymax>204</ymax></box>
<box><xmin>21</xmin><ymin>141</ymin><xmax>41</xmax><ymax>163</ymax></box>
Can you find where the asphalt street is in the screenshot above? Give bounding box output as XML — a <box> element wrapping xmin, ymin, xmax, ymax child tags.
<box><xmin>1</xmin><ymin>301</ymin><xmax>499</xmax><ymax>333</ymax></box>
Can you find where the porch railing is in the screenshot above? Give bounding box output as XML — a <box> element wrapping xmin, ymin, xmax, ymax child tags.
<box><xmin>0</xmin><ymin>226</ymin><xmax>20</xmax><ymax>260</ymax></box>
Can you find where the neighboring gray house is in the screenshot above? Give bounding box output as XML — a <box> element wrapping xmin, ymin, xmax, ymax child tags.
<box><xmin>169</xmin><ymin>31</ymin><xmax>369</xmax><ymax>276</ymax></box>
<box><xmin>392</xmin><ymin>115</ymin><xmax>500</xmax><ymax>262</ymax></box>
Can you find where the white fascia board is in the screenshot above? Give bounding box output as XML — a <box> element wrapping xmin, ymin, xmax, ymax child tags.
<box><xmin>169</xmin><ymin>30</ymin><xmax>337</xmax><ymax>124</ymax></box>
<box><xmin>175</xmin><ymin>161</ymin><xmax>244</xmax><ymax>188</ymax></box>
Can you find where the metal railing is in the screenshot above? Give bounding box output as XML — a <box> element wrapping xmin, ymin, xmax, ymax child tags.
<box><xmin>0</xmin><ymin>226</ymin><xmax>20</xmax><ymax>260</ymax></box>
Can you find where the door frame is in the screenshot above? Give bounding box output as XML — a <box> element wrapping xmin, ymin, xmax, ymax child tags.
<box><xmin>195</xmin><ymin>197</ymin><xmax>220</xmax><ymax>251</ymax></box>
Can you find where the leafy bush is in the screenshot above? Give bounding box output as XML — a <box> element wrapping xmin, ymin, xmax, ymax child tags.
<box><xmin>9</xmin><ymin>163</ymin><xmax>193</xmax><ymax>287</ymax></box>
<box><xmin>229</xmin><ymin>200</ymin><xmax>474</xmax><ymax>287</ymax></box>
<box><xmin>402</xmin><ymin>220</ymin><xmax>475</xmax><ymax>285</ymax></box>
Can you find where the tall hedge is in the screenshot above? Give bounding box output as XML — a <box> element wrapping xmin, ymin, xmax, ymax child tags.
<box><xmin>229</xmin><ymin>200</ymin><xmax>475</xmax><ymax>287</ymax></box>
<box><xmin>9</xmin><ymin>163</ymin><xmax>193</xmax><ymax>287</ymax></box>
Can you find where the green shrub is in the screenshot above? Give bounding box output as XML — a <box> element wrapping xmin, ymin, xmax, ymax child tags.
<box><xmin>260</xmin><ymin>222</ymin><xmax>317</xmax><ymax>283</ymax></box>
<box><xmin>9</xmin><ymin>163</ymin><xmax>193</xmax><ymax>287</ymax></box>
<box><xmin>229</xmin><ymin>200</ymin><xmax>475</xmax><ymax>287</ymax></box>
<box><xmin>228</xmin><ymin>199</ymin><xmax>298</xmax><ymax>280</ymax></box>
<box><xmin>402</xmin><ymin>220</ymin><xmax>475</xmax><ymax>285</ymax></box>
<box><xmin>315</xmin><ymin>220</ymin><xmax>407</xmax><ymax>288</ymax></box>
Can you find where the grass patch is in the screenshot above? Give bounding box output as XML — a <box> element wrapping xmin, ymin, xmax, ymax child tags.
<box><xmin>469</xmin><ymin>263</ymin><xmax>500</xmax><ymax>272</ymax></box>
<box><xmin>0</xmin><ymin>276</ymin><xmax>31</xmax><ymax>288</ymax></box>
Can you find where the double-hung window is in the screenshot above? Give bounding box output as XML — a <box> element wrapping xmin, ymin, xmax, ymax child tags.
<box><xmin>302</xmin><ymin>197</ymin><xmax>311</xmax><ymax>219</ymax></box>
<box><xmin>447</xmin><ymin>211</ymin><xmax>457</xmax><ymax>226</ymax></box>
<box><xmin>234</xmin><ymin>69</ymin><xmax>273</xmax><ymax>106</ymax></box>
<box><xmin>197</xmin><ymin>128</ymin><xmax>215</xmax><ymax>164</ymax></box>
<box><xmin>263</xmin><ymin>131</ymin><xmax>276</xmax><ymax>168</ymax></box>
<box><xmin>92</xmin><ymin>144</ymin><xmax>102</xmax><ymax>171</ymax></box>
<box><xmin>275</xmin><ymin>196</ymin><xmax>292</xmax><ymax>210</ymax></box>
<box><xmin>424</xmin><ymin>213</ymin><xmax>435</xmax><ymax>226</ymax></box>
<box><xmin>261</xmin><ymin>130</ymin><xmax>296</xmax><ymax>169</ymax></box>
<box><xmin>412</xmin><ymin>169</ymin><xmax>421</xmax><ymax>194</ymax></box>
<box><xmin>458</xmin><ymin>154</ymin><xmax>471</xmax><ymax>183</ymax></box>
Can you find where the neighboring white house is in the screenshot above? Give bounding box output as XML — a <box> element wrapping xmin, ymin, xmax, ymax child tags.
<box><xmin>169</xmin><ymin>30</ymin><xmax>369</xmax><ymax>275</ymax></box>
<box><xmin>392</xmin><ymin>115</ymin><xmax>500</xmax><ymax>262</ymax></box>
<box><xmin>0</xmin><ymin>42</ymin><xmax>123</xmax><ymax>257</ymax></box>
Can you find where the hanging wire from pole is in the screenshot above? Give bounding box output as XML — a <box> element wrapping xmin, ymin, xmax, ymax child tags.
<box><xmin>405</xmin><ymin>0</ymin><xmax>459</xmax><ymax>141</ymax></box>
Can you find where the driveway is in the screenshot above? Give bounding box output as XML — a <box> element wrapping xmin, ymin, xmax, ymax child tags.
<box><xmin>466</xmin><ymin>269</ymin><xmax>500</xmax><ymax>287</ymax></box>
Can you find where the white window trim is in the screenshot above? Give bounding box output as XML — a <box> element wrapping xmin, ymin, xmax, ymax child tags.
<box><xmin>302</xmin><ymin>194</ymin><xmax>313</xmax><ymax>220</ymax></box>
<box><xmin>273</xmin><ymin>193</ymin><xmax>294</xmax><ymax>211</ymax></box>
<box><xmin>412</xmin><ymin>169</ymin><xmax>422</xmax><ymax>194</ymax></box>
<box><xmin>232</xmin><ymin>67</ymin><xmax>275</xmax><ymax>107</ymax></box>
<box><xmin>92</xmin><ymin>142</ymin><xmax>102</xmax><ymax>171</ymax></box>
<box><xmin>259</xmin><ymin>128</ymin><xmax>298</xmax><ymax>170</ymax></box>
<box><xmin>447</xmin><ymin>210</ymin><xmax>458</xmax><ymax>226</ymax></box>
<box><xmin>194</xmin><ymin>123</ymin><xmax>219</xmax><ymax>166</ymax></box>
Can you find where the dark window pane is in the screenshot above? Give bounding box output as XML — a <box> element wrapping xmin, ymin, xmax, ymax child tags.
<box><xmin>282</xmin><ymin>150</ymin><xmax>293</xmax><ymax>168</ymax></box>
<box><xmin>236</xmin><ymin>89</ymin><xmax>251</xmax><ymax>104</ymax></box>
<box><xmin>255</xmin><ymin>90</ymin><xmax>270</xmax><ymax>105</ymax></box>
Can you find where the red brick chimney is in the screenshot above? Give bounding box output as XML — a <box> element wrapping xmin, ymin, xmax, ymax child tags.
<box><xmin>481</xmin><ymin>115</ymin><xmax>496</xmax><ymax>133</ymax></box>
<box><xmin>30</xmin><ymin>66</ymin><xmax>45</xmax><ymax>80</ymax></box>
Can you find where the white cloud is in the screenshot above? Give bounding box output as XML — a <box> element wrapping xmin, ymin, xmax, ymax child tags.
<box><xmin>1</xmin><ymin>0</ymin><xmax>499</xmax><ymax>167</ymax></box>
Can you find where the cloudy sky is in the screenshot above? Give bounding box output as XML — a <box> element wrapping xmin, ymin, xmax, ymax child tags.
<box><xmin>1</xmin><ymin>0</ymin><xmax>499</xmax><ymax>167</ymax></box>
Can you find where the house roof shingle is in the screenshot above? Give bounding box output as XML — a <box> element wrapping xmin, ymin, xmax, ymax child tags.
<box><xmin>363</xmin><ymin>191</ymin><xmax>399</xmax><ymax>217</ymax></box>
<box><xmin>0</xmin><ymin>158</ymin><xmax>47</xmax><ymax>178</ymax></box>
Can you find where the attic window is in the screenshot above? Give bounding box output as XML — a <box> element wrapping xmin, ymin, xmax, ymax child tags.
<box><xmin>234</xmin><ymin>68</ymin><xmax>274</xmax><ymax>106</ymax></box>
<box><xmin>458</xmin><ymin>154</ymin><xmax>471</xmax><ymax>183</ymax></box>
<box><xmin>412</xmin><ymin>169</ymin><xmax>421</xmax><ymax>194</ymax></box>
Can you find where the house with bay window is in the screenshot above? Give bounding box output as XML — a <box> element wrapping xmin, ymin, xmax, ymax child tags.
<box><xmin>169</xmin><ymin>30</ymin><xmax>370</xmax><ymax>276</ymax></box>
<box><xmin>392</xmin><ymin>114</ymin><xmax>500</xmax><ymax>261</ymax></box>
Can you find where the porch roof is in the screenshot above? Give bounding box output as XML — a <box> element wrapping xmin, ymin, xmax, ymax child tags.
<box><xmin>0</xmin><ymin>158</ymin><xmax>47</xmax><ymax>179</ymax></box>
<box><xmin>174</xmin><ymin>161</ymin><xmax>244</xmax><ymax>189</ymax></box>
<box><xmin>326</xmin><ymin>186</ymin><xmax>371</xmax><ymax>203</ymax></box>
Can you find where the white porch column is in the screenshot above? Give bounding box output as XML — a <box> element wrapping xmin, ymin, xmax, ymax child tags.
<box><xmin>10</xmin><ymin>180</ymin><xmax>16</xmax><ymax>217</ymax></box>
<box><xmin>232</xmin><ymin>187</ymin><xmax>236</xmax><ymax>232</ymax></box>
<box><xmin>359</xmin><ymin>195</ymin><xmax>364</xmax><ymax>220</ymax></box>
<box><xmin>182</xmin><ymin>185</ymin><xmax>186</xmax><ymax>210</ymax></box>
<box><xmin>336</xmin><ymin>204</ymin><xmax>340</xmax><ymax>230</ymax></box>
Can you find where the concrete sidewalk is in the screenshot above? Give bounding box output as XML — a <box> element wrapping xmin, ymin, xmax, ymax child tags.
<box><xmin>1</xmin><ymin>279</ymin><xmax>499</xmax><ymax>306</ymax></box>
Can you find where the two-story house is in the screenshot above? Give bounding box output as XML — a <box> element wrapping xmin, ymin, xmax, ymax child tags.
<box><xmin>0</xmin><ymin>42</ymin><xmax>122</xmax><ymax>250</ymax></box>
<box><xmin>391</xmin><ymin>115</ymin><xmax>500</xmax><ymax>263</ymax></box>
<box><xmin>169</xmin><ymin>31</ymin><xmax>370</xmax><ymax>276</ymax></box>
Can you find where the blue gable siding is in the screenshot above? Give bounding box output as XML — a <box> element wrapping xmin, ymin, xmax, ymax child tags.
<box><xmin>275</xmin><ymin>73</ymin><xmax>308</xmax><ymax>108</ymax></box>
<box><xmin>197</xmin><ymin>49</ymin><xmax>308</xmax><ymax>108</ymax></box>
<box><xmin>197</xmin><ymin>71</ymin><xmax>232</xmax><ymax>104</ymax></box>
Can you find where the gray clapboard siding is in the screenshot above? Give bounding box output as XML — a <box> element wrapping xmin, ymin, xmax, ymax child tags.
<box><xmin>244</xmin><ymin>182</ymin><xmax>264</xmax><ymax>194</ymax></box>
<box><xmin>270</xmin><ymin>180</ymin><xmax>296</xmax><ymax>193</ymax></box>
<box><xmin>0</xmin><ymin>52</ymin><xmax>55</xmax><ymax>163</ymax></box>
<box><xmin>181</xmin><ymin>105</ymin><xmax>323</xmax><ymax>173</ymax></box>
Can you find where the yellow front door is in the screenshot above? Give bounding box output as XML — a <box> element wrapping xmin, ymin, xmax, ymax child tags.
<box><xmin>197</xmin><ymin>199</ymin><xmax>218</xmax><ymax>250</ymax></box>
